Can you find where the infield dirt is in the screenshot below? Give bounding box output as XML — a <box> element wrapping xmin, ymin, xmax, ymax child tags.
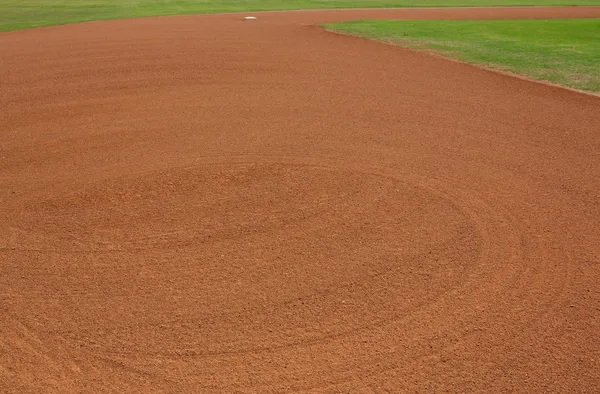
<box><xmin>1</xmin><ymin>6</ymin><xmax>600</xmax><ymax>393</ymax></box>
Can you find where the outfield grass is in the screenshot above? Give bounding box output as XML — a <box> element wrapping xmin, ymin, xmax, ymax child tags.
<box><xmin>2</xmin><ymin>0</ymin><xmax>600</xmax><ymax>32</ymax></box>
<box><xmin>325</xmin><ymin>18</ymin><xmax>600</xmax><ymax>93</ymax></box>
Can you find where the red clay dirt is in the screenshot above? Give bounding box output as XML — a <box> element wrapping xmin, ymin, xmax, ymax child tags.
<box><xmin>1</xmin><ymin>6</ymin><xmax>600</xmax><ymax>393</ymax></box>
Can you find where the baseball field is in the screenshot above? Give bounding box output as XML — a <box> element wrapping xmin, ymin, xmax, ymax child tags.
<box><xmin>1</xmin><ymin>1</ymin><xmax>600</xmax><ymax>392</ymax></box>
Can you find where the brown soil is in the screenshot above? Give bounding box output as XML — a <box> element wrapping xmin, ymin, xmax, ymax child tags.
<box><xmin>1</xmin><ymin>6</ymin><xmax>600</xmax><ymax>393</ymax></box>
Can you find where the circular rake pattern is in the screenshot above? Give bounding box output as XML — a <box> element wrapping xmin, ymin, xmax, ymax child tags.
<box><xmin>2</xmin><ymin>6</ymin><xmax>598</xmax><ymax>392</ymax></box>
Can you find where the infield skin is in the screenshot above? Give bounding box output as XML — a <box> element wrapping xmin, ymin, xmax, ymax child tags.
<box><xmin>1</xmin><ymin>6</ymin><xmax>600</xmax><ymax>393</ymax></box>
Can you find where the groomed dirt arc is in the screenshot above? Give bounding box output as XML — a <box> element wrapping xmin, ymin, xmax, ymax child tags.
<box><xmin>1</xmin><ymin>6</ymin><xmax>600</xmax><ymax>393</ymax></box>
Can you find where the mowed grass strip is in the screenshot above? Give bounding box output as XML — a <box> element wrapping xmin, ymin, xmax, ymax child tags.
<box><xmin>325</xmin><ymin>18</ymin><xmax>600</xmax><ymax>93</ymax></box>
<box><xmin>2</xmin><ymin>0</ymin><xmax>600</xmax><ymax>32</ymax></box>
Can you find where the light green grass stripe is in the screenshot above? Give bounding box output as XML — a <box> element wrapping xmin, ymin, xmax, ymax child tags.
<box><xmin>324</xmin><ymin>18</ymin><xmax>600</xmax><ymax>93</ymax></box>
<box><xmin>2</xmin><ymin>0</ymin><xmax>600</xmax><ymax>32</ymax></box>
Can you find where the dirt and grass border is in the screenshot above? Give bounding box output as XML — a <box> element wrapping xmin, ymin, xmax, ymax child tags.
<box><xmin>2</xmin><ymin>0</ymin><xmax>600</xmax><ymax>32</ymax></box>
<box><xmin>324</xmin><ymin>18</ymin><xmax>600</xmax><ymax>93</ymax></box>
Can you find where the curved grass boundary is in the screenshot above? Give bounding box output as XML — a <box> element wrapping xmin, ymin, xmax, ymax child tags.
<box><xmin>2</xmin><ymin>0</ymin><xmax>600</xmax><ymax>32</ymax></box>
<box><xmin>324</xmin><ymin>18</ymin><xmax>600</xmax><ymax>93</ymax></box>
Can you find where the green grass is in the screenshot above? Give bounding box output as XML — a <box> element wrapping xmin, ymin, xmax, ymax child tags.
<box><xmin>2</xmin><ymin>0</ymin><xmax>600</xmax><ymax>32</ymax></box>
<box><xmin>324</xmin><ymin>18</ymin><xmax>600</xmax><ymax>93</ymax></box>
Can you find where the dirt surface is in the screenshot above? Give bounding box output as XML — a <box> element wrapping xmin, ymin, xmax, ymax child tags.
<box><xmin>1</xmin><ymin>6</ymin><xmax>600</xmax><ymax>393</ymax></box>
